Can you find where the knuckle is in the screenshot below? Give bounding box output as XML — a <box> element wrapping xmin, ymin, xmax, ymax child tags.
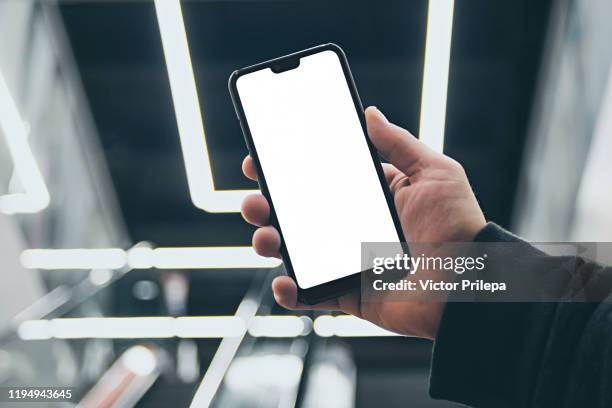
<box><xmin>445</xmin><ymin>157</ymin><xmax>466</xmax><ymax>175</ymax></box>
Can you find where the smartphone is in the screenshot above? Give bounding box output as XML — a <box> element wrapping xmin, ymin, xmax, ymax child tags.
<box><xmin>229</xmin><ymin>43</ymin><xmax>405</xmax><ymax>304</ymax></box>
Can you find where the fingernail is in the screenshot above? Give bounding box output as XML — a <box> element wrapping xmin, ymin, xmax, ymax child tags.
<box><xmin>371</xmin><ymin>106</ymin><xmax>388</xmax><ymax>122</ymax></box>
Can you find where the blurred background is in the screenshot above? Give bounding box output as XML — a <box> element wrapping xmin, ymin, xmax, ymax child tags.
<box><xmin>1</xmin><ymin>0</ymin><xmax>611</xmax><ymax>407</ymax></box>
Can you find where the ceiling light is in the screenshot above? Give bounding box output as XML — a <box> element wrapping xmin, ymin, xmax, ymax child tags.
<box><xmin>175</xmin><ymin>316</ymin><xmax>246</xmax><ymax>338</ymax></box>
<box><xmin>145</xmin><ymin>246</ymin><xmax>281</xmax><ymax>269</ymax></box>
<box><xmin>21</xmin><ymin>246</ymin><xmax>281</xmax><ymax>270</ymax></box>
<box><xmin>313</xmin><ymin>315</ymin><xmax>399</xmax><ymax>337</ymax></box>
<box><xmin>418</xmin><ymin>0</ymin><xmax>455</xmax><ymax>153</ymax></box>
<box><xmin>0</xmin><ymin>69</ymin><xmax>50</xmax><ymax>214</ymax></box>
<box><xmin>248</xmin><ymin>315</ymin><xmax>311</xmax><ymax>337</ymax></box>
<box><xmin>20</xmin><ymin>248</ymin><xmax>127</xmax><ymax>270</ymax></box>
<box><xmin>154</xmin><ymin>0</ymin><xmax>256</xmax><ymax>213</ymax></box>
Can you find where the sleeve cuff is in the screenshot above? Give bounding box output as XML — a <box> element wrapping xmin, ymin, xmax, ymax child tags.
<box><xmin>429</xmin><ymin>223</ymin><xmax>539</xmax><ymax>407</ymax></box>
<box><xmin>474</xmin><ymin>222</ymin><xmax>522</xmax><ymax>243</ymax></box>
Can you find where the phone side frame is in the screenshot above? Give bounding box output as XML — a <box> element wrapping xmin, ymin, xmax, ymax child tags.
<box><xmin>228</xmin><ymin>43</ymin><xmax>406</xmax><ymax>305</ymax></box>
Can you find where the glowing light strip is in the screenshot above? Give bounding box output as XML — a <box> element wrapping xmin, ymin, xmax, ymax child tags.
<box><xmin>18</xmin><ymin>316</ymin><xmax>244</xmax><ymax>340</ymax></box>
<box><xmin>175</xmin><ymin>316</ymin><xmax>246</xmax><ymax>338</ymax></box>
<box><xmin>418</xmin><ymin>0</ymin><xmax>455</xmax><ymax>153</ymax></box>
<box><xmin>313</xmin><ymin>315</ymin><xmax>399</xmax><ymax>337</ymax></box>
<box><xmin>128</xmin><ymin>246</ymin><xmax>281</xmax><ymax>269</ymax></box>
<box><xmin>248</xmin><ymin>315</ymin><xmax>311</xmax><ymax>337</ymax></box>
<box><xmin>18</xmin><ymin>315</ymin><xmax>400</xmax><ymax>340</ymax></box>
<box><xmin>20</xmin><ymin>247</ymin><xmax>281</xmax><ymax>270</ymax></box>
<box><xmin>19</xmin><ymin>317</ymin><xmax>174</xmax><ymax>340</ymax></box>
<box><xmin>154</xmin><ymin>0</ymin><xmax>254</xmax><ymax>213</ymax></box>
<box><xmin>21</xmin><ymin>248</ymin><xmax>127</xmax><ymax>270</ymax></box>
<box><xmin>0</xmin><ymin>70</ymin><xmax>50</xmax><ymax>214</ymax></box>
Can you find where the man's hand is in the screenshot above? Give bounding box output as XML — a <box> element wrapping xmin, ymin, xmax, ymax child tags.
<box><xmin>240</xmin><ymin>106</ymin><xmax>486</xmax><ymax>339</ymax></box>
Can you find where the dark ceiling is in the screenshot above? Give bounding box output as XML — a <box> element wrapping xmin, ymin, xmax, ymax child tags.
<box><xmin>59</xmin><ymin>0</ymin><xmax>552</xmax><ymax>247</ymax></box>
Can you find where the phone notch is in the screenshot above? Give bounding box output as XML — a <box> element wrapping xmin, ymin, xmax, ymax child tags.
<box><xmin>270</xmin><ymin>57</ymin><xmax>301</xmax><ymax>74</ymax></box>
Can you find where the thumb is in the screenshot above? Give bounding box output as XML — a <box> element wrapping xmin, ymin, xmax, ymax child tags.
<box><xmin>365</xmin><ymin>106</ymin><xmax>434</xmax><ymax>177</ymax></box>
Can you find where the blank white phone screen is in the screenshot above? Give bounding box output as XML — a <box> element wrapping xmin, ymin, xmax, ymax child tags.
<box><xmin>236</xmin><ymin>50</ymin><xmax>401</xmax><ymax>289</ymax></box>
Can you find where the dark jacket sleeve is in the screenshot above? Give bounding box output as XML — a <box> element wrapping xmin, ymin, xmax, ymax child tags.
<box><xmin>429</xmin><ymin>223</ymin><xmax>612</xmax><ymax>408</ymax></box>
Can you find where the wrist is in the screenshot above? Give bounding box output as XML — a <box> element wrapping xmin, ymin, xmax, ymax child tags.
<box><xmin>412</xmin><ymin>301</ymin><xmax>446</xmax><ymax>340</ymax></box>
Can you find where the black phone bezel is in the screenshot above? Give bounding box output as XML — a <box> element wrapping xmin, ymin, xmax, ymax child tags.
<box><xmin>228</xmin><ymin>43</ymin><xmax>406</xmax><ymax>304</ymax></box>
